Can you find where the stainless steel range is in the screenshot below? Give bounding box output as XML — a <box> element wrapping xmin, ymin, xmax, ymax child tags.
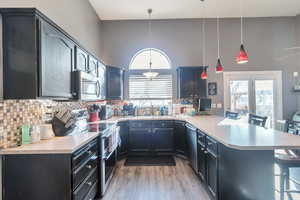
<box><xmin>92</xmin><ymin>122</ymin><xmax>120</xmax><ymax>197</ymax></box>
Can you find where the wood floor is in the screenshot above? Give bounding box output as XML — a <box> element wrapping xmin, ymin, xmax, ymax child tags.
<box><xmin>101</xmin><ymin>157</ymin><xmax>211</xmax><ymax>200</ymax></box>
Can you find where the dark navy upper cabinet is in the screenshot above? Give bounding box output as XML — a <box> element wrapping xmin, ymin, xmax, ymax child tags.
<box><xmin>75</xmin><ymin>46</ymin><xmax>88</xmax><ymax>72</ymax></box>
<box><xmin>1</xmin><ymin>8</ymin><xmax>104</xmax><ymax>100</ymax></box>
<box><xmin>177</xmin><ymin>67</ymin><xmax>207</xmax><ymax>99</ymax></box>
<box><xmin>40</xmin><ymin>20</ymin><xmax>74</xmax><ymax>98</ymax></box>
<box><xmin>1</xmin><ymin>8</ymin><xmax>76</xmax><ymax>99</ymax></box>
<box><xmin>106</xmin><ymin>66</ymin><xmax>124</xmax><ymax>100</ymax></box>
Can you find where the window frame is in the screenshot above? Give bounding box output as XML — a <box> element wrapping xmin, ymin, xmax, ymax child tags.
<box><xmin>127</xmin><ymin>48</ymin><xmax>173</xmax><ymax>100</ymax></box>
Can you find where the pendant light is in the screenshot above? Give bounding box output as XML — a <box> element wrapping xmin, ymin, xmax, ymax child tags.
<box><xmin>143</xmin><ymin>9</ymin><xmax>159</xmax><ymax>80</ymax></box>
<box><xmin>201</xmin><ymin>0</ymin><xmax>208</xmax><ymax>79</ymax></box>
<box><xmin>215</xmin><ymin>0</ymin><xmax>223</xmax><ymax>73</ymax></box>
<box><xmin>236</xmin><ymin>0</ymin><xmax>249</xmax><ymax>64</ymax></box>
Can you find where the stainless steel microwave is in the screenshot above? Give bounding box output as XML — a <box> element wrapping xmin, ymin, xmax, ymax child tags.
<box><xmin>73</xmin><ymin>71</ymin><xmax>103</xmax><ymax>101</ymax></box>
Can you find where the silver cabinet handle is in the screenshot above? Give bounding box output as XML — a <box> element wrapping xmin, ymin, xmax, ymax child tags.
<box><xmin>86</xmin><ymin>181</ymin><xmax>92</xmax><ymax>186</ymax></box>
<box><xmin>204</xmin><ymin>151</ymin><xmax>208</xmax><ymax>154</ymax></box>
<box><xmin>201</xmin><ymin>148</ymin><xmax>205</xmax><ymax>151</ymax></box>
<box><xmin>86</xmin><ymin>165</ymin><xmax>92</xmax><ymax>169</ymax></box>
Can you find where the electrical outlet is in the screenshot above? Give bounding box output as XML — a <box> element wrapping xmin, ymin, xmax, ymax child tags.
<box><xmin>217</xmin><ymin>103</ymin><xmax>222</xmax><ymax>108</ymax></box>
<box><xmin>211</xmin><ymin>104</ymin><xmax>217</xmax><ymax>108</ymax></box>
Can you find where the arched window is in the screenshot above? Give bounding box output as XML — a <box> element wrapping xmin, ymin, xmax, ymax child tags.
<box><xmin>129</xmin><ymin>48</ymin><xmax>172</xmax><ymax>100</ymax></box>
<box><xmin>130</xmin><ymin>48</ymin><xmax>171</xmax><ymax>70</ymax></box>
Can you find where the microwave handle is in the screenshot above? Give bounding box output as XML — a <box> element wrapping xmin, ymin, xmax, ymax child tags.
<box><xmin>96</xmin><ymin>80</ymin><xmax>100</xmax><ymax>97</ymax></box>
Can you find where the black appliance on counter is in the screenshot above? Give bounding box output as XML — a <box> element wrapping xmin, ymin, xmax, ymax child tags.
<box><xmin>95</xmin><ymin>122</ymin><xmax>120</xmax><ymax>197</ymax></box>
<box><xmin>52</xmin><ymin>109</ymin><xmax>89</xmax><ymax>136</ymax></box>
<box><xmin>99</xmin><ymin>105</ymin><xmax>114</xmax><ymax>120</ymax></box>
<box><xmin>73</xmin><ymin>71</ymin><xmax>103</xmax><ymax>101</ymax></box>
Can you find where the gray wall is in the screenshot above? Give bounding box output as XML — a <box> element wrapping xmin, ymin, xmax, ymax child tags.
<box><xmin>0</xmin><ymin>0</ymin><xmax>103</xmax><ymax>58</ymax></box>
<box><xmin>297</xmin><ymin>14</ymin><xmax>300</xmax><ymax>109</ymax></box>
<box><xmin>102</xmin><ymin>17</ymin><xmax>299</xmax><ymax>119</ymax></box>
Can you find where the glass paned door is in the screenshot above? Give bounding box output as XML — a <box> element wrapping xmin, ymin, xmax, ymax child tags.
<box><xmin>229</xmin><ymin>80</ymin><xmax>249</xmax><ymax>116</ymax></box>
<box><xmin>224</xmin><ymin>71</ymin><xmax>283</xmax><ymax>129</ymax></box>
<box><xmin>255</xmin><ymin>80</ymin><xmax>274</xmax><ymax>128</ymax></box>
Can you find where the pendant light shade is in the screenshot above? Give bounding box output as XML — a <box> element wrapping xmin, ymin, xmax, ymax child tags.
<box><xmin>216</xmin><ymin>58</ymin><xmax>224</xmax><ymax>73</ymax></box>
<box><xmin>215</xmin><ymin>0</ymin><xmax>223</xmax><ymax>73</ymax></box>
<box><xmin>201</xmin><ymin>0</ymin><xmax>208</xmax><ymax>80</ymax></box>
<box><xmin>237</xmin><ymin>0</ymin><xmax>248</xmax><ymax>64</ymax></box>
<box><xmin>143</xmin><ymin>8</ymin><xmax>159</xmax><ymax>79</ymax></box>
<box><xmin>201</xmin><ymin>68</ymin><xmax>208</xmax><ymax>80</ymax></box>
<box><xmin>236</xmin><ymin>44</ymin><xmax>249</xmax><ymax>64</ymax></box>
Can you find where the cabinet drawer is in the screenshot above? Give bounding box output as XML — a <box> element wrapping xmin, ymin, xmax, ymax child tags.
<box><xmin>152</xmin><ymin>120</ymin><xmax>174</xmax><ymax>128</ymax></box>
<box><xmin>73</xmin><ymin>140</ymin><xmax>98</xmax><ymax>171</ymax></box>
<box><xmin>73</xmin><ymin>154</ymin><xmax>98</xmax><ymax>190</ymax></box>
<box><xmin>206</xmin><ymin>136</ymin><xmax>218</xmax><ymax>156</ymax></box>
<box><xmin>83</xmin><ymin>181</ymin><xmax>98</xmax><ymax>200</ymax></box>
<box><xmin>73</xmin><ymin>169</ymin><xmax>98</xmax><ymax>200</ymax></box>
<box><xmin>197</xmin><ymin>130</ymin><xmax>206</xmax><ymax>147</ymax></box>
<box><xmin>130</xmin><ymin>121</ymin><xmax>152</xmax><ymax>128</ymax></box>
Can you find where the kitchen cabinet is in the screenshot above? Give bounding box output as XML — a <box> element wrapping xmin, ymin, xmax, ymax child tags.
<box><xmin>129</xmin><ymin>128</ymin><xmax>152</xmax><ymax>152</ymax></box>
<box><xmin>0</xmin><ymin>8</ymin><xmax>104</xmax><ymax>100</ymax></box>
<box><xmin>177</xmin><ymin>67</ymin><xmax>207</xmax><ymax>99</ymax></box>
<box><xmin>197</xmin><ymin>131</ymin><xmax>206</xmax><ymax>181</ymax></box>
<box><xmin>88</xmin><ymin>56</ymin><xmax>98</xmax><ymax>77</ymax></box>
<box><xmin>152</xmin><ymin>127</ymin><xmax>174</xmax><ymax>152</ymax></box>
<box><xmin>128</xmin><ymin>120</ymin><xmax>174</xmax><ymax>155</ymax></box>
<box><xmin>205</xmin><ymin>136</ymin><xmax>218</xmax><ymax>199</ymax></box>
<box><xmin>40</xmin><ymin>20</ymin><xmax>74</xmax><ymax>98</ymax></box>
<box><xmin>98</xmin><ymin>62</ymin><xmax>106</xmax><ymax>100</ymax></box>
<box><xmin>75</xmin><ymin>46</ymin><xmax>88</xmax><ymax>72</ymax></box>
<box><xmin>106</xmin><ymin>66</ymin><xmax>124</xmax><ymax>100</ymax></box>
<box><xmin>117</xmin><ymin>121</ymin><xmax>129</xmax><ymax>158</ymax></box>
<box><xmin>174</xmin><ymin>120</ymin><xmax>187</xmax><ymax>156</ymax></box>
<box><xmin>2</xmin><ymin>139</ymin><xmax>99</xmax><ymax>200</ymax></box>
<box><xmin>186</xmin><ymin>123</ymin><xmax>198</xmax><ymax>173</ymax></box>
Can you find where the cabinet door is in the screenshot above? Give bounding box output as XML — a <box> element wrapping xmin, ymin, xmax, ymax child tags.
<box><xmin>198</xmin><ymin>143</ymin><xmax>206</xmax><ymax>181</ymax></box>
<box><xmin>152</xmin><ymin>128</ymin><xmax>174</xmax><ymax>152</ymax></box>
<box><xmin>88</xmin><ymin>56</ymin><xmax>98</xmax><ymax>76</ymax></box>
<box><xmin>75</xmin><ymin>47</ymin><xmax>88</xmax><ymax>72</ymax></box>
<box><xmin>117</xmin><ymin>122</ymin><xmax>129</xmax><ymax>158</ymax></box>
<box><xmin>129</xmin><ymin>128</ymin><xmax>151</xmax><ymax>153</ymax></box>
<box><xmin>177</xmin><ymin>67</ymin><xmax>207</xmax><ymax>98</ymax></box>
<box><xmin>206</xmin><ymin>152</ymin><xmax>218</xmax><ymax>199</ymax></box>
<box><xmin>41</xmin><ymin>21</ymin><xmax>73</xmax><ymax>98</ymax></box>
<box><xmin>106</xmin><ymin>66</ymin><xmax>124</xmax><ymax>100</ymax></box>
<box><xmin>98</xmin><ymin>62</ymin><xmax>106</xmax><ymax>99</ymax></box>
<box><xmin>186</xmin><ymin>124</ymin><xmax>198</xmax><ymax>172</ymax></box>
<box><xmin>174</xmin><ymin>121</ymin><xmax>187</xmax><ymax>155</ymax></box>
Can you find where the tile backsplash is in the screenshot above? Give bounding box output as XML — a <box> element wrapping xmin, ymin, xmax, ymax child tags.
<box><xmin>0</xmin><ymin>100</ymin><xmax>86</xmax><ymax>149</ymax></box>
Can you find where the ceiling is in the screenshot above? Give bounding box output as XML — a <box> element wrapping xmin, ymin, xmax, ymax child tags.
<box><xmin>89</xmin><ymin>0</ymin><xmax>300</xmax><ymax>20</ymax></box>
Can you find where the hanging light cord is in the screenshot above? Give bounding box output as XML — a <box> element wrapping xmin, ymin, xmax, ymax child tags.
<box><xmin>148</xmin><ymin>9</ymin><xmax>153</xmax><ymax>72</ymax></box>
<box><xmin>216</xmin><ymin>0</ymin><xmax>220</xmax><ymax>59</ymax></box>
<box><xmin>202</xmin><ymin>1</ymin><xmax>206</xmax><ymax>67</ymax></box>
<box><xmin>240</xmin><ymin>0</ymin><xmax>244</xmax><ymax>44</ymax></box>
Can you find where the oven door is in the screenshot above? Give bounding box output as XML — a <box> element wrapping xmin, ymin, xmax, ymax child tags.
<box><xmin>100</xmin><ymin>149</ymin><xmax>117</xmax><ymax>196</ymax></box>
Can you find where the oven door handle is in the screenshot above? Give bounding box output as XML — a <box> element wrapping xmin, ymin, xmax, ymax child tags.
<box><xmin>96</xmin><ymin>80</ymin><xmax>101</xmax><ymax>97</ymax></box>
<box><xmin>103</xmin><ymin>149</ymin><xmax>116</xmax><ymax>160</ymax></box>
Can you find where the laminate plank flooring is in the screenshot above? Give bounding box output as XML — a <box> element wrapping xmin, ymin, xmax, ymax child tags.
<box><xmin>100</xmin><ymin>157</ymin><xmax>211</xmax><ymax>200</ymax></box>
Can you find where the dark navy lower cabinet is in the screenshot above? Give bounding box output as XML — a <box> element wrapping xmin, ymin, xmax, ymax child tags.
<box><xmin>2</xmin><ymin>139</ymin><xmax>99</xmax><ymax>200</ymax></box>
<box><xmin>117</xmin><ymin>121</ymin><xmax>129</xmax><ymax>159</ymax></box>
<box><xmin>174</xmin><ymin>120</ymin><xmax>187</xmax><ymax>156</ymax></box>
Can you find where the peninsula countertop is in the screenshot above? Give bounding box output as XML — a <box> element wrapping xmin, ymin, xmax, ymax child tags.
<box><xmin>105</xmin><ymin>115</ymin><xmax>300</xmax><ymax>150</ymax></box>
<box><xmin>2</xmin><ymin>115</ymin><xmax>300</xmax><ymax>155</ymax></box>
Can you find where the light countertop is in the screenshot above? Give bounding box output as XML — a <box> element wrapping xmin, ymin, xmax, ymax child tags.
<box><xmin>105</xmin><ymin>115</ymin><xmax>300</xmax><ymax>150</ymax></box>
<box><xmin>0</xmin><ymin>132</ymin><xmax>99</xmax><ymax>155</ymax></box>
<box><xmin>2</xmin><ymin>115</ymin><xmax>300</xmax><ymax>155</ymax></box>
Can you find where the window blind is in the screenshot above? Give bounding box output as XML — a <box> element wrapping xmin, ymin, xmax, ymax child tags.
<box><xmin>129</xmin><ymin>74</ymin><xmax>172</xmax><ymax>99</ymax></box>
